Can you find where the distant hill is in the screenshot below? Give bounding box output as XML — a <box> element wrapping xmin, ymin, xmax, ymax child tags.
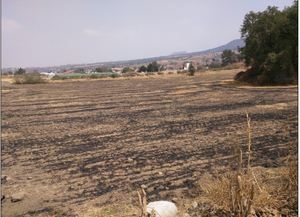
<box><xmin>192</xmin><ymin>38</ymin><xmax>245</xmax><ymax>54</ymax></box>
<box><xmin>2</xmin><ymin>39</ymin><xmax>245</xmax><ymax>73</ymax></box>
<box><xmin>170</xmin><ymin>51</ymin><xmax>187</xmax><ymax>56</ymax></box>
<box><xmin>170</xmin><ymin>39</ymin><xmax>245</xmax><ymax>57</ymax></box>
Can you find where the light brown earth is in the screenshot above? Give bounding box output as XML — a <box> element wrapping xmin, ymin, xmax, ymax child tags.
<box><xmin>1</xmin><ymin>70</ymin><xmax>298</xmax><ymax>216</ymax></box>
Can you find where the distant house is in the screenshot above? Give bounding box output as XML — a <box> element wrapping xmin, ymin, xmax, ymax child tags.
<box><xmin>183</xmin><ymin>63</ymin><xmax>190</xmax><ymax>70</ymax></box>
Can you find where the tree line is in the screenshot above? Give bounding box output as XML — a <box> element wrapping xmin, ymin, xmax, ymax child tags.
<box><xmin>235</xmin><ymin>0</ymin><xmax>298</xmax><ymax>85</ymax></box>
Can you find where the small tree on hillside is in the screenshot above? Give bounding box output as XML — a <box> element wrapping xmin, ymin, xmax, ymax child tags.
<box><xmin>122</xmin><ymin>67</ymin><xmax>133</xmax><ymax>73</ymax></box>
<box><xmin>138</xmin><ymin>65</ymin><xmax>147</xmax><ymax>72</ymax></box>
<box><xmin>146</xmin><ymin>63</ymin><xmax>154</xmax><ymax>72</ymax></box>
<box><xmin>221</xmin><ymin>49</ymin><xmax>238</xmax><ymax>66</ymax></box>
<box><xmin>188</xmin><ymin>62</ymin><xmax>196</xmax><ymax>76</ymax></box>
<box><xmin>15</xmin><ymin>68</ymin><xmax>26</xmax><ymax>75</ymax></box>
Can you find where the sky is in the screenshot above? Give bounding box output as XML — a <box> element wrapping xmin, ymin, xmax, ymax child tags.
<box><xmin>1</xmin><ymin>0</ymin><xmax>295</xmax><ymax>68</ymax></box>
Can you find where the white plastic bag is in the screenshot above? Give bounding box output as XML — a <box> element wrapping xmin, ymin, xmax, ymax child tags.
<box><xmin>147</xmin><ymin>201</ymin><xmax>178</xmax><ymax>217</ymax></box>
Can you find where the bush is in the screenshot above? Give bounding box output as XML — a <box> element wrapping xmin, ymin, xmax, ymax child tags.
<box><xmin>110</xmin><ymin>74</ymin><xmax>121</xmax><ymax>78</ymax></box>
<box><xmin>223</xmin><ymin>66</ymin><xmax>239</xmax><ymax>70</ymax></box>
<box><xmin>177</xmin><ymin>70</ymin><xmax>182</xmax><ymax>74</ymax></box>
<box><xmin>122</xmin><ymin>73</ymin><xmax>136</xmax><ymax>77</ymax></box>
<box><xmin>14</xmin><ymin>74</ymin><xmax>47</xmax><ymax>84</ymax></box>
<box><xmin>157</xmin><ymin>72</ymin><xmax>164</xmax><ymax>75</ymax></box>
<box><xmin>90</xmin><ymin>74</ymin><xmax>99</xmax><ymax>79</ymax></box>
<box><xmin>145</xmin><ymin>72</ymin><xmax>155</xmax><ymax>76</ymax></box>
<box><xmin>51</xmin><ymin>75</ymin><xmax>62</xmax><ymax>80</ymax></box>
<box><xmin>70</xmin><ymin>76</ymin><xmax>81</xmax><ymax>79</ymax></box>
<box><xmin>168</xmin><ymin>72</ymin><xmax>173</xmax><ymax>75</ymax></box>
<box><xmin>99</xmin><ymin>74</ymin><xmax>107</xmax><ymax>78</ymax></box>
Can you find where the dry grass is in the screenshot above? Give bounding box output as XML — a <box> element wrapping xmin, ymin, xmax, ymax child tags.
<box><xmin>196</xmin><ymin>113</ymin><xmax>298</xmax><ymax>214</ymax></box>
<box><xmin>74</xmin><ymin>204</ymin><xmax>139</xmax><ymax>217</ymax></box>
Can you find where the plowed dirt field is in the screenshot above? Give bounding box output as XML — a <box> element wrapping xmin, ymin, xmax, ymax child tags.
<box><xmin>1</xmin><ymin>71</ymin><xmax>298</xmax><ymax>216</ymax></box>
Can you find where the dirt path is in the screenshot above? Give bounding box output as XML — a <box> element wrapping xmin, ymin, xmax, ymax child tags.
<box><xmin>1</xmin><ymin>71</ymin><xmax>298</xmax><ymax>216</ymax></box>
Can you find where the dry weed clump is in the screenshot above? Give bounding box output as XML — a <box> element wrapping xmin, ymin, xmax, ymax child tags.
<box><xmin>14</xmin><ymin>73</ymin><xmax>47</xmax><ymax>84</ymax></box>
<box><xmin>197</xmin><ymin>113</ymin><xmax>298</xmax><ymax>215</ymax></box>
<box><xmin>74</xmin><ymin>203</ymin><xmax>139</xmax><ymax>217</ymax></box>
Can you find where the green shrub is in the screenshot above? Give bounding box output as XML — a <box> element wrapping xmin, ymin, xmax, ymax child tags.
<box><xmin>145</xmin><ymin>72</ymin><xmax>155</xmax><ymax>76</ymax></box>
<box><xmin>14</xmin><ymin>74</ymin><xmax>47</xmax><ymax>84</ymax></box>
<box><xmin>99</xmin><ymin>74</ymin><xmax>107</xmax><ymax>78</ymax></box>
<box><xmin>70</xmin><ymin>76</ymin><xmax>81</xmax><ymax>79</ymax></box>
<box><xmin>110</xmin><ymin>73</ymin><xmax>121</xmax><ymax>78</ymax></box>
<box><xmin>90</xmin><ymin>74</ymin><xmax>99</xmax><ymax>79</ymax></box>
<box><xmin>157</xmin><ymin>72</ymin><xmax>164</xmax><ymax>75</ymax></box>
<box><xmin>51</xmin><ymin>75</ymin><xmax>62</xmax><ymax>80</ymax></box>
<box><xmin>1</xmin><ymin>115</ymin><xmax>7</xmax><ymax>120</ymax></box>
<box><xmin>223</xmin><ymin>66</ymin><xmax>239</xmax><ymax>70</ymax></box>
<box><xmin>122</xmin><ymin>73</ymin><xmax>136</xmax><ymax>77</ymax></box>
<box><xmin>177</xmin><ymin>70</ymin><xmax>182</xmax><ymax>74</ymax></box>
<box><xmin>168</xmin><ymin>72</ymin><xmax>173</xmax><ymax>75</ymax></box>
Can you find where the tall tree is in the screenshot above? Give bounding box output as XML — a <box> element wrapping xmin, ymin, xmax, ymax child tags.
<box><xmin>221</xmin><ymin>49</ymin><xmax>238</xmax><ymax>66</ymax></box>
<box><xmin>122</xmin><ymin>67</ymin><xmax>133</xmax><ymax>73</ymax></box>
<box><xmin>152</xmin><ymin>61</ymin><xmax>159</xmax><ymax>72</ymax></box>
<box><xmin>146</xmin><ymin>63</ymin><xmax>154</xmax><ymax>72</ymax></box>
<box><xmin>15</xmin><ymin>68</ymin><xmax>26</xmax><ymax>75</ymax></box>
<box><xmin>138</xmin><ymin>65</ymin><xmax>147</xmax><ymax>72</ymax></box>
<box><xmin>188</xmin><ymin>62</ymin><xmax>196</xmax><ymax>76</ymax></box>
<box><xmin>236</xmin><ymin>1</ymin><xmax>298</xmax><ymax>85</ymax></box>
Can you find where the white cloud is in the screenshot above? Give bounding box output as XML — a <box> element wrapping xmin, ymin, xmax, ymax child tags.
<box><xmin>83</xmin><ymin>29</ymin><xmax>103</xmax><ymax>37</ymax></box>
<box><xmin>2</xmin><ymin>18</ymin><xmax>22</xmax><ymax>32</ymax></box>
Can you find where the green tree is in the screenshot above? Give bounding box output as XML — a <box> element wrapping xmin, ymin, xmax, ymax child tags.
<box><xmin>95</xmin><ymin>67</ymin><xmax>102</xmax><ymax>72</ymax></box>
<box><xmin>138</xmin><ymin>65</ymin><xmax>147</xmax><ymax>72</ymax></box>
<box><xmin>209</xmin><ymin>61</ymin><xmax>221</xmax><ymax>68</ymax></box>
<box><xmin>100</xmin><ymin>66</ymin><xmax>109</xmax><ymax>72</ymax></box>
<box><xmin>122</xmin><ymin>67</ymin><xmax>133</xmax><ymax>73</ymax></box>
<box><xmin>146</xmin><ymin>63</ymin><xmax>154</xmax><ymax>72</ymax></box>
<box><xmin>188</xmin><ymin>62</ymin><xmax>196</xmax><ymax>76</ymax></box>
<box><xmin>152</xmin><ymin>61</ymin><xmax>159</xmax><ymax>72</ymax></box>
<box><xmin>221</xmin><ymin>49</ymin><xmax>238</xmax><ymax>66</ymax></box>
<box><xmin>15</xmin><ymin>68</ymin><xmax>26</xmax><ymax>75</ymax></box>
<box><xmin>236</xmin><ymin>1</ymin><xmax>298</xmax><ymax>85</ymax></box>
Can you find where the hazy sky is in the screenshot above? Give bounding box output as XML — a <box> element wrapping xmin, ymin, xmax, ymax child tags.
<box><xmin>2</xmin><ymin>0</ymin><xmax>294</xmax><ymax>68</ymax></box>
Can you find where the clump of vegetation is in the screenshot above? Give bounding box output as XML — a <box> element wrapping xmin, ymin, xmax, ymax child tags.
<box><xmin>211</xmin><ymin>65</ymin><xmax>240</xmax><ymax>71</ymax></box>
<box><xmin>168</xmin><ymin>71</ymin><xmax>173</xmax><ymax>75</ymax></box>
<box><xmin>197</xmin><ymin>114</ymin><xmax>298</xmax><ymax>215</ymax></box>
<box><xmin>122</xmin><ymin>67</ymin><xmax>134</xmax><ymax>73</ymax></box>
<box><xmin>221</xmin><ymin>50</ymin><xmax>240</xmax><ymax>67</ymax></box>
<box><xmin>235</xmin><ymin>1</ymin><xmax>298</xmax><ymax>85</ymax></box>
<box><xmin>157</xmin><ymin>72</ymin><xmax>164</xmax><ymax>75</ymax></box>
<box><xmin>70</xmin><ymin>75</ymin><xmax>81</xmax><ymax>79</ymax></box>
<box><xmin>14</xmin><ymin>73</ymin><xmax>47</xmax><ymax>84</ymax></box>
<box><xmin>110</xmin><ymin>73</ymin><xmax>121</xmax><ymax>78</ymax></box>
<box><xmin>122</xmin><ymin>73</ymin><xmax>136</xmax><ymax>77</ymax></box>
<box><xmin>90</xmin><ymin>74</ymin><xmax>100</xmax><ymax>79</ymax></box>
<box><xmin>177</xmin><ymin>70</ymin><xmax>188</xmax><ymax>74</ymax></box>
<box><xmin>145</xmin><ymin>72</ymin><xmax>155</xmax><ymax>76</ymax></box>
<box><xmin>188</xmin><ymin>62</ymin><xmax>196</xmax><ymax>76</ymax></box>
<box><xmin>51</xmin><ymin>75</ymin><xmax>62</xmax><ymax>80</ymax></box>
<box><xmin>1</xmin><ymin>115</ymin><xmax>7</xmax><ymax>120</ymax></box>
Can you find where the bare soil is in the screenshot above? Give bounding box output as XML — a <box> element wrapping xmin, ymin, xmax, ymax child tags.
<box><xmin>1</xmin><ymin>70</ymin><xmax>298</xmax><ymax>216</ymax></box>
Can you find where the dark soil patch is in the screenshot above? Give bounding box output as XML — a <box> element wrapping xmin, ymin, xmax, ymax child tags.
<box><xmin>1</xmin><ymin>71</ymin><xmax>297</xmax><ymax>216</ymax></box>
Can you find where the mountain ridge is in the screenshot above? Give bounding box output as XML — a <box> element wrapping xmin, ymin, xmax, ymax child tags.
<box><xmin>170</xmin><ymin>39</ymin><xmax>244</xmax><ymax>57</ymax></box>
<box><xmin>2</xmin><ymin>39</ymin><xmax>245</xmax><ymax>72</ymax></box>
